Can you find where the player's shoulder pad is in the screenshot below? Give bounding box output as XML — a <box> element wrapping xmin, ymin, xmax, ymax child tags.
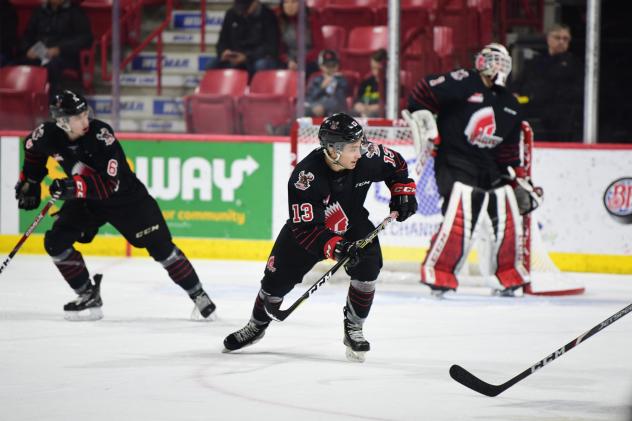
<box><xmin>92</xmin><ymin>119</ymin><xmax>117</xmax><ymax>147</ymax></box>
<box><xmin>24</xmin><ymin>122</ymin><xmax>58</xmax><ymax>149</ymax></box>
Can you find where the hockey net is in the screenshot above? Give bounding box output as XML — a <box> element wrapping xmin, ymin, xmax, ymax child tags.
<box><xmin>291</xmin><ymin>117</ymin><xmax>584</xmax><ymax>296</ymax></box>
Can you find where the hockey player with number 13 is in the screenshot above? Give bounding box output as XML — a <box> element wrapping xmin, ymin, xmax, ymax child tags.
<box><xmin>223</xmin><ymin>113</ymin><xmax>418</xmax><ymax>362</ymax></box>
<box><xmin>14</xmin><ymin>90</ymin><xmax>217</xmax><ymax>321</ymax></box>
<box><xmin>404</xmin><ymin>43</ymin><xmax>543</xmax><ymax>298</ymax></box>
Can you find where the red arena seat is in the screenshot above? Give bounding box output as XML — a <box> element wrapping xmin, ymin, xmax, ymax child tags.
<box><xmin>0</xmin><ymin>66</ymin><xmax>49</xmax><ymax>131</ymax></box>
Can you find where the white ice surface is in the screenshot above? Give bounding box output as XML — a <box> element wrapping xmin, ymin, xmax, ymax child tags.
<box><xmin>1</xmin><ymin>255</ymin><xmax>632</xmax><ymax>421</ymax></box>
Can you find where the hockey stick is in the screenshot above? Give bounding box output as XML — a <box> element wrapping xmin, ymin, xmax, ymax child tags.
<box><xmin>0</xmin><ymin>197</ymin><xmax>57</xmax><ymax>275</ymax></box>
<box><xmin>263</xmin><ymin>212</ymin><xmax>397</xmax><ymax>322</ymax></box>
<box><xmin>450</xmin><ymin>302</ymin><xmax>632</xmax><ymax>397</ymax></box>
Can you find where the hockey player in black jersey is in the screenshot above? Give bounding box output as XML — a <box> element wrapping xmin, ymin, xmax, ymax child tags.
<box><xmin>405</xmin><ymin>43</ymin><xmax>543</xmax><ymax>297</ymax></box>
<box><xmin>223</xmin><ymin>113</ymin><xmax>418</xmax><ymax>362</ymax></box>
<box><xmin>14</xmin><ymin>90</ymin><xmax>216</xmax><ymax>321</ymax></box>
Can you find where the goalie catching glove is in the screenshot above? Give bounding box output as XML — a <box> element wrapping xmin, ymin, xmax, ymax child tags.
<box><xmin>506</xmin><ymin>167</ymin><xmax>543</xmax><ymax>215</ymax></box>
<box><xmin>389</xmin><ymin>180</ymin><xmax>418</xmax><ymax>221</ymax></box>
<box><xmin>401</xmin><ymin>109</ymin><xmax>439</xmax><ymax>156</ymax></box>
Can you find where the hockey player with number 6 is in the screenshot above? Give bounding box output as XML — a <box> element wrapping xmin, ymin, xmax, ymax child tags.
<box><xmin>404</xmin><ymin>43</ymin><xmax>543</xmax><ymax>297</ymax></box>
<box><xmin>14</xmin><ymin>90</ymin><xmax>217</xmax><ymax>321</ymax></box>
<box><xmin>223</xmin><ymin>113</ymin><xmax>418</xmax><ymax>362</ymax></box>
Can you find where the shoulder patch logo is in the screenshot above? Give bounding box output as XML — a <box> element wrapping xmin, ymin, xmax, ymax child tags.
<box><xmin>96</xmin><ymin>127</ymin><xmax>116</xmax><ymax>146</ymax></box>
<box><xmin>324</xmin><ymin>201</ymin><xmax>349</xmax><ymax>234</ymax></box>
<box><xmin>365</xmin><ymin>142</ymin><xmax>381</xmax><ymax>158</ymax></box>
<box><xmin>31</xmin><ymin>124</ymin><xmax>44</xmax><ymax>141</ymax></box>
<box><xmin>294</xmin><ymin>170</ymin><xmax>314</xmax><ymax>191</ymax></box>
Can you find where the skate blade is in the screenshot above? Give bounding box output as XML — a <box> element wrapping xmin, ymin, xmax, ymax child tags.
<box><xmin>345</xmin><ymin>346</ymin><xmax>366</xmax><ymax>363</ymax></box>
<box><xmin>64</xmin><ymin>307</ymin><xmax>103</xmax><ymax>321</ymax></box>
<box><xmin>222</xmin><ymin>332</ymin><xmax>266</xmax><ymax>353</ymax></box>
<box><xmin>190</xmin><ymin>305</ymin><xmax>218</xmax><ymax>321</ymax></box>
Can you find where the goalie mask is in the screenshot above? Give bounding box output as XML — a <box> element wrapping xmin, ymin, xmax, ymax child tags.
<box><xmin>318</xmin><ymin>113</ymin><xmax>368</xmax><ymax>154</ymax></box>
<box><xmin>50</xmin><ymin>89</ymin><xmax>93</xmax><ymax>132</ymax></box>
<box><xmin>474</xmin><ymin>43</ymin><xmax>512</xmax><ymax>87</ymax></box>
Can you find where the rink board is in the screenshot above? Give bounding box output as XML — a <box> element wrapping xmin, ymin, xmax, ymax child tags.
<box><xmin>1</xmin><ymin>132</ymin><xmax>631</xmax><ymax>273</ymax></box>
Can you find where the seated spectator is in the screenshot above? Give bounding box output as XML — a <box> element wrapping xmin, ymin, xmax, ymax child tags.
<box><xmin>510</xmin><ymin>24</ymin><xmax>583</xmax><ymax>141</ymax></box>
<box><xmin>352</xmin><ymin>48</ymin><xmax>387</xmax><ymax>118</ymax></box>
<box><xmin>0</xmin><ymin>0</ymin><xmax>18</xmax><ymax>67</ymax></box>
<box><xmin>305</xmin><ymin>49</ymin><xmax>349</xmax><ymax>117</ymax></box>
<box><xmin>276</xmin><ymin>0</ymin><xmax>323</xmax><ymax>77</ymax></box>
<box><xmin>207</xmin><ymin>0</ymin><xmax>280</xmax><ymax>78</ymax></box>
<box><xmin>15</xmin><ymin>0</ymin><xmax>92</xmax><ymax>96</ymax></box>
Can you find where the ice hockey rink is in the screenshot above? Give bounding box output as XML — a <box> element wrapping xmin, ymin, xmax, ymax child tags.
<box><xmin>1</xmin><ymin>255</ymin><xmax>631</xmax><ymax>421</ymax></box>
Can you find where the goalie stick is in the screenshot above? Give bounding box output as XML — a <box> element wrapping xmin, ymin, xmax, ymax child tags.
<box><xmin>263</xmin><ymin>212</ymin><xmax>397</xmax><ymax>322</ymax></box>
<box><xmin>0</xmin><ymin>197</ymin><xmax>57</xmax><ymax>275</ymax></box>
<box><xmin>450</xmin><ymin>302</ymin><xmax>632</xmax><ymax>397</ymax></box>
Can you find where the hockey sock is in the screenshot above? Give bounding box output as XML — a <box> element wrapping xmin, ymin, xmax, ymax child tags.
<box><xmin>160</xmin><ymin>247</ymin><xmax>200</xmax><ymax>291</ymax></box>
<box><xmin>251</xmin><ymin>289</ymin><xmax>279</xmax><ymax>324</ymax></box>
<box><xmin>52</xmin><ymin>248</ymin><xmax>90</xmax><ymax>291</ymax></box>
<box><xmin>345</xmin><ymin>280</ymin><xmax>376</xmax><ymax>324</ymax></box>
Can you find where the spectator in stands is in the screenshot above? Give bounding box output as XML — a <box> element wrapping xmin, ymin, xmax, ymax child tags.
<box><xmin>0</xmin><ymin>0</ymin><xmax>18</xmax><ymax>67</ymax></box>
<box><xmin>208</xmin><ymin>0</ymin><xmax>280</xmax><ymax>78</ymax></box>
<box><xmin>305</xmin><ymin>49</ymin><xmax>349</xmax><ymax>117</ymax></box>
<box><xmin>15</xmin><ymin>0</ymin><xmax>92</xmax><ymax>96</ymax></box>
<box><xmin>510</xmin><ymin>24</ymin><xmax>583</xmax><ymax>141</ymax></box>
<box><xmin>352</xmin><ymin>48</ymin><xmax>387</xmax><ymax>118</ymax></box>
<box><xmin>276</xmin><ymin>0</ymin><xmax>323</xmax><ymax>77</ymax></box>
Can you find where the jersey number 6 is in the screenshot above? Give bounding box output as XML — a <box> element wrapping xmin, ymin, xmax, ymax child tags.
<box><xmin>291</xmin><ymin>203</ymin><xmax>314</xmax><ymax>222</ymax></box>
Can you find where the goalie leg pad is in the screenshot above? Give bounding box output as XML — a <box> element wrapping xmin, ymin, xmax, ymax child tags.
<box><xmin>486</xmin><ymin>185</ymin><xmax>529</xmax><ymax>289</ymax></box>
<box><xmin>421</xmin><ymin>182</ymin><xmax>488</xmax><ymax>289</ymax></box>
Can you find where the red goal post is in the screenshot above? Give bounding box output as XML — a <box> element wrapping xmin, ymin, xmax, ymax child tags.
<box><xmin>290</xmin><ymin>117</ymin><xmax>584</xmax><ymax>296</ymax></box>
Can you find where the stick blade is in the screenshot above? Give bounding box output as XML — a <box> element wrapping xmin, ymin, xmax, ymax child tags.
<box><xmin>449</xmin><ymin>365</ymin><xmax>504</xmax><ymax>397</ymax></box>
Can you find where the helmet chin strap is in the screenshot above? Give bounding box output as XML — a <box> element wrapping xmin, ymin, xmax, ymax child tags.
<box><xmin>55</xmin><ymin>117</ymin><xmax>71</xmax><ymax>133</ymax></box>
<box><xmin>323</xmin><ymin>148</ymin><xmax>347</xmax><ymax>169</ymax></box>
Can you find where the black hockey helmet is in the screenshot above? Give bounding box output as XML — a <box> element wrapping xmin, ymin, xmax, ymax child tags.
<box><xmin>50</xmin><ymin>89</ymin><xmax>89</xmax><ymax>119</ymax></box>
<box><xmin>318</xmin><ymin>113</ymin><xmax>365</xmax><ymax>151</ymax></box>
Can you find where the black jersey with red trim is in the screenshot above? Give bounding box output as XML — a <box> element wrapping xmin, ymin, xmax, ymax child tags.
<box><xmin>21</xmin><ymin>119</ymin><xmax>146</xmax><ymax>202</ymax></box>
<box><xmin>287</xmin><ymin>143</ymin><xmax>410</xmax><ymax>259</ymax></box>
<box><xmin>407</xmin><ymin>68</ymin><xmax>523</xmax><ymax>175</ymax></box>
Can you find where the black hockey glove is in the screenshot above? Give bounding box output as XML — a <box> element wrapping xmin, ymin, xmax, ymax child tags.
<box><xmin>334</xmin><ymin>239</ymin><xmax>361</xmax><ymax>268</ymax></box>
<box><xmin>389</xmin><ymin>180</ymin><xmax>418</xmax><ymax>222</ymax></box>
<box><xmin>14</xmin><ymin>176</ymin><xmax>41</xmax><ymax>210</ymax></box>
<box><xmin>49</xmin><ymin>178</ymin><xmax>78</xmax><ymax>200</ymax></box>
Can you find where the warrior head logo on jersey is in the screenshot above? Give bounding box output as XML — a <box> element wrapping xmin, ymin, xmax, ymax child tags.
<box><xmin>294</xmin><ymin>170</ymin><xmax>314</xmax><ymax>191</ymax></box>
<box><xmin>464</xmin><ymin>107</ymin><xmax>503</xmax><ymax>148</ymax></box>
<box><xmin>325</xmin><ymin>201</ymin><xmax>349</xmax><ymax>234</ymax></box>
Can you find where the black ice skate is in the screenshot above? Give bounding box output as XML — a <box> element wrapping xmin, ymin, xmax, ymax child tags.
<box><xmin>190</xmin><ymin>289</ymin><xmax>217</xmax><ymax>320</ymax></box>
<box><xmin>64</xmin><ymin>274</ymin><xmax>103</xmax><ymax>321</ymax></box>
<box><xmin>223</xmin><ymin>320</ymin><xmax>269</xmax><ymax>352</ymax></box>
<box><xmin>343</xmin><ymin>311</ymin><xmax>370</xmax><ymax>363</ymax></box>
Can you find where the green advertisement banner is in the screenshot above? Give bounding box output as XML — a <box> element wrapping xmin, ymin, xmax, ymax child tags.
<box><xmin>19</xmin><ymin>139</ymin><xmax>273</xmax><ymax>239</ymax></box>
